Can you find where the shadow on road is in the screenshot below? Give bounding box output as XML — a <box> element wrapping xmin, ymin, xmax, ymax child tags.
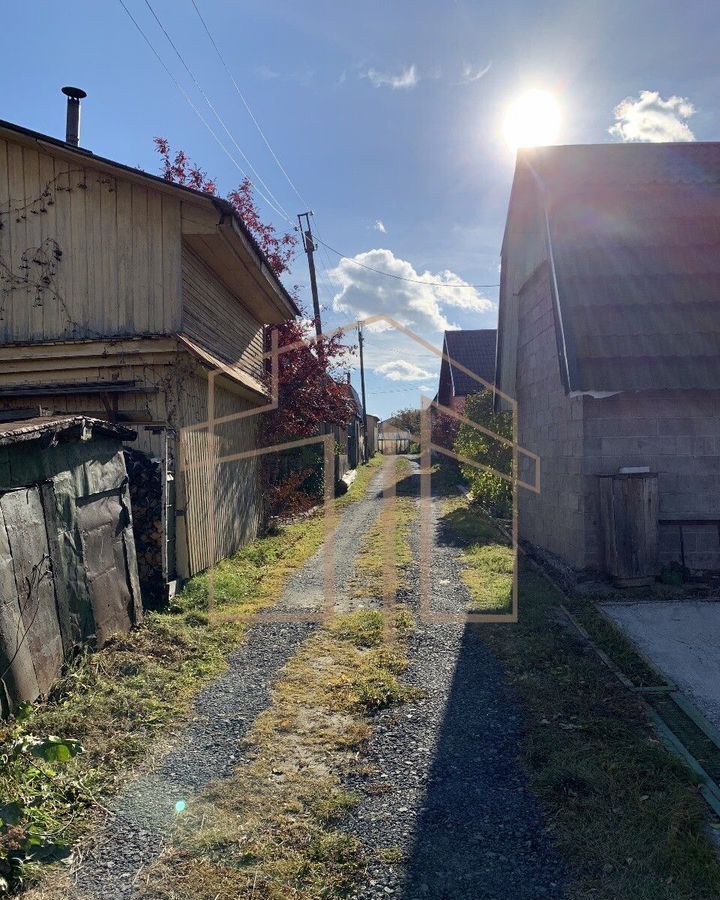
<box><xmin>399</xmin><ymin>623</ymin><xmax>566</xmax><ymax>899</ymax></box>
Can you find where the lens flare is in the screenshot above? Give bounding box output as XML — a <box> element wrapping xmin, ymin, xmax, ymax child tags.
<box><xmin>503</xmin><ymin>90</ymin><xmax>562</xmax><ymax>150</ymax></box>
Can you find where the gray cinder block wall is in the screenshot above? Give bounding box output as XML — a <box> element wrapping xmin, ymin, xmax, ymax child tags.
<box><xmin>516</xmin><ymin>269</ymin><xmax>720</xmax><ymax>574</ymax></box>
<box><xmin>516</xmin><ymin>267</ymin><xmax>587</xmax><ymax>569</ymax></box>
<box><xmin>583</xmin><ymin>392</ymin><xmax>720</xmax><ymax>572</ymax></box>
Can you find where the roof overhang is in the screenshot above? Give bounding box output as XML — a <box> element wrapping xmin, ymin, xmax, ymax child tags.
<box><xmin>0</xmin><ymin>415</ymin><xmax>136</xmax><ymax>446</ymax></box>
<box><xmin>177</xmin><ymin>334</ymin><xmax>268</xmax><ymax>403</ymax></box>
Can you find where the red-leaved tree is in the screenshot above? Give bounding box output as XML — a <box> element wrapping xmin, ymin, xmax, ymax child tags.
<box><xmin>155</xmin><ymin>139</ymin><xmax>357</xmax><ymax>515</ymax></box>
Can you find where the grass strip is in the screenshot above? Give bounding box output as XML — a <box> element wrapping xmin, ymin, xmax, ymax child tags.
<box><xmin>442</xmin><ymin>497</ymin><xmax>720</xmax><ymax>900</ymax></box>
<box><xmin>1</xmin><ymin>456</ymin><xmax>385</xmax><ymax>895</ymax></box>
<box><xmin>440</xmin><ymin>498</ymin><xmax>513</xmax><ymax>613</ymax></box>
<box><xmin>139</xmin><ymin>464</ymin><xmax>418</xmax><ymax>900</ymax></box>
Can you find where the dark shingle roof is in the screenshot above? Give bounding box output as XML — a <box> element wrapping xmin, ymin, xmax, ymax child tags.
<box><xmin>516</xmin><ymin>143</ymin><xmax>720</xmax><ymax>392</ymax></box>
<box><xmin>444</xmin><ymin>329</ymin><xmax>497</xmax><ymax>396</ymax></box>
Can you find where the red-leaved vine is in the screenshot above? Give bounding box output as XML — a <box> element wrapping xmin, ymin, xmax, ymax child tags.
<box><xmin>155</xmin><ymin>138</ymin><xmax>357</xmax><ymax>515</ymax></box>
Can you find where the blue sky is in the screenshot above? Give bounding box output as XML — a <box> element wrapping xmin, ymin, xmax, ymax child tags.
<box><xmin>3</xmin><ymin>1</ymin><xmax>718</xmax><ymax>418</ymax></box>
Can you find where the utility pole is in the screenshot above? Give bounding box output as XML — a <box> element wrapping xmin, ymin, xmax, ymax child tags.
<box><xmin>358</xmin><ymin>321</ymin><xmax>369</xmax><ymax>462</ymax></box>
<box><xmin>297</xmin><ymin>212</ymin><xmax>322</xmax><ymax>337</ymax></box>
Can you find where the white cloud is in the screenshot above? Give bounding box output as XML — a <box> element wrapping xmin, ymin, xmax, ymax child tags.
<box><xmin>609</xmin><ymin>90</ymin><xmax>696</xmax><ymax>142</ymax></box>
<box><xmin>376</xmin><ymin>360</ymin><xmax>434</xmax><ymax>381</ymax></box>
<box><xmin>458</xmin><ymin>61</ymin><xmax>492</xmax><ymax>84</ymax></box>
<box><xmin>329</xmin><ymin>248</ymin><xmax>494</xmax><ymax>335</ymax></box>
<box><xmin>373</xmin><ymin>219</ymin><xmax>387</xmax><ymax>233</ymax></box>
<box><xmin>364</xmin><ymin>65</ymin><xmax>419</xmax><ymax>90</ymax></box>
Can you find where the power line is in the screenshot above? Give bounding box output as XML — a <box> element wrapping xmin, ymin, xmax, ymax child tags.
<box><xmin>184</xmin><ymin>6</ymin><xmax>492</xmax><ymax>297</ymax></box>
<box><xmin>116</xmin><ymin>0</ymin><xmax>260</xmax><ymax>196</ymax></box>
<box><xmin>315</xmin><ymin>236</ymin><xmax>501</xmax><ymax>290</ymax></box>
<box><xmin>140</xmin><ymin>0</ymin><xmax>293</xmax><ymax>223</ymax></box>
<box><xmin>119</xmin><ymin>0</ymin><xmax>497</xmax><ymax>297</ymax></box>
<box><xmin>189</xmin><ymin>0</ymin><xmax>308</xmax><ymax>207</ymax></box>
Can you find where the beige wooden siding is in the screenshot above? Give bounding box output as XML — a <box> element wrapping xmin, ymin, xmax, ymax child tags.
<box><xmin>177</xmin><ymin>372</ymin><xmax>260</xmax><ymax>576</ymax></box>
<box><xmin>0</xmin><ymin>137</ymin><xmax>182</xmax><ymax>343</ymax></box>
<box><xmin>181</xmin><ymin>246</ymin><xmax>264</xmax><ymax>378</ymax></box>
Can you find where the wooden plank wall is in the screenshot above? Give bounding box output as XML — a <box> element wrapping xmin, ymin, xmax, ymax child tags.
<box><xmin>182</xmin><ymin>246</ymin><xmax>264</xmax><ymax>375</ymax></box>
<box><xmin>178</xmin><ymin>373</ymin><xmax>261</xmax><ymax>577</ymax></box>
<box><xmin>0</xmin><ymin>137</ymin><xmax>183</xmax><ymax>343</ymax></box>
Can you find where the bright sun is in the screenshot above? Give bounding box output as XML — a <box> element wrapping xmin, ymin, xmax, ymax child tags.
<box><xmin>503</xmin><ymin>90</ymin><xmax>562</xmax><ymax>150</ymax></box>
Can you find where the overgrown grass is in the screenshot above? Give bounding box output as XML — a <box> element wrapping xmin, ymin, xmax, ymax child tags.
<box><xmin>439</xmin><ymin>498</ymin><xmax>513</xmax><ymax>613</ymax></box>
<box><xmin>140</xmin><ymin>609</ymin><xmax>415</xmax><ymax>899</ymax></box>
<box><xmin>353</xmin><ymin>458</ymin><xmax>415</xmax><ymax>597</ymax></box>
<box><xmin>2</xmin><ymin>455</ymin><xmax>385</xmax><ymax>896</ymax></box>
<box><xmin>442</xmin><ymin>498</ymin><xmax>720</xmax><ymax>900</ymax></box>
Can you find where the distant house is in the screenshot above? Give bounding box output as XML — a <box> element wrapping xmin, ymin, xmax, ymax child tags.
<box><xmin>0</xmin><ymin>111</ymin><xmax>297</xmax><ymax>592</ymax></box>
<box><xmin>437</xmin><ymin>329</ymin><xmax>497</xmax><ymax>412</ymax></box>
<box><xmin>378</xmin><ymin>420</ymin><xmax>412</xmax><ymax>455</ymax></box>
<box><xmin>496</xmin><ymin>143</ymin><xmax>720</xmax><ymax>574</ymax></box>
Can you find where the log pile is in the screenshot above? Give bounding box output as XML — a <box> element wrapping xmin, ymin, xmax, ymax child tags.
<box><xmin>124</xmin><ymin>449</ymin><xmax>166</xmax><ymax>608</ymax></box>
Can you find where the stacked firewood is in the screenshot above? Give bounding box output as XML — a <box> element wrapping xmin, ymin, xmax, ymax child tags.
<box><xmin>124</xmin><ymin>449</ymin><xmax>166</xmax><ymax>608</ymax></box>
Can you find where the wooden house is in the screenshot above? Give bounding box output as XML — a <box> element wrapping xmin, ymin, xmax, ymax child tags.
<box><xmin>497</xmin><ymin>143</ymin><xmax>720</xmax><ymax>575</ymax></box>
<box><xmin>0</xmin><ymin>115</ymin><xmax>297</xmax><ymax>592</ymax></box>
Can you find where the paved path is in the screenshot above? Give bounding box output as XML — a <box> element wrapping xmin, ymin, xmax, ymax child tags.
<box><xmin>602</xmin><ymin>599</ymin><xmax>720</xmax><ymax>731</ymax></box>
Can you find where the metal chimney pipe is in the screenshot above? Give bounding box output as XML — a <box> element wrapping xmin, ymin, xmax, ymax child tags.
<box><xmin>61</xmin><ymin>86</ymin><xmax>87</xmax><ymax>146</ymax></box>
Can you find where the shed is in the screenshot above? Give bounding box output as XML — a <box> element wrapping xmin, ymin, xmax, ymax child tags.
<box><xmin>378</xmin><ymin>421</ymin><xmax>413</xmax><ymax>455</ymax></box>
<box><xmin>0</xmin><ymin>415</ymin><xmax>141</xmax><ymax>715</ymax></box>
<box><xmin>497</xmin><ymin>142</ymin><xmax>720</xmax><ymax>575</ymax></box>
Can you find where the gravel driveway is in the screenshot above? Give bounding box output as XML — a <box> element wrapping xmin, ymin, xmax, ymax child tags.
<box><xmin>59</xmin><ymin>459</ymin><xmax>567</xmax><ymax>899</ymax></box>
<box><xmin>67</xmin><ymin>466</ymin><xmax>388</xmax><ymax>899</ymax></box>
<box><xmin>344</xmin><ymin>461</ymin><xmax>567</xmax><ymax>899</ymax></box>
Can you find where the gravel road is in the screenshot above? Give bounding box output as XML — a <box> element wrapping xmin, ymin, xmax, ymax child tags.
<box><xmin>61</xmin><ymin>458</ymin><xmax>567</xmax><ymax>899</ymax></box>
<box><xmin>68</xmin><ymin>466</ymin><xmax>388</xmax><ymax>899</ymax></box>
<box><xmin>344</xmin><ymin>461</ymin><xmax>567</xmax><ymax>899</ymax></box>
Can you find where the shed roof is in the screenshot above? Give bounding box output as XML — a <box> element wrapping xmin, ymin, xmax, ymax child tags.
<box><xmin>508</xmin><ymin>143</ymin><xmax>720</xmax><ymax>392</ymax></box>
<box><xmin>444</xmin><ymin>329</ymin><xmax>497</xmax><ymax>396</ymax></box>
<box><xmin>0</xmin><ymin>415</ymin><xmax>135</xmax><ymax>446</ymax></box>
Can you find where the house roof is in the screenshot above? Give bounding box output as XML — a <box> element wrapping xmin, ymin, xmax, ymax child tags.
<box><xmin>508</xmin><ymin>143</ymin><xmax>720</xmax><ymax>392</ymax></box>
<box><xmin>443</xmin><ymin>329</ymin><xmax>497</xmax><ymax>396</ymax></box>
<box><xmin>0</xmin><ymin>415</ymin><xmax>135</xmax><ymax>446</ymax></box>
<box><xmin>338</xmin><ymin>381</ymin><xmax>362</xmax><ymax>418</ymax></box>
<box><xmin>0</xmin><ymin>117</ymin><xmax>299</xmax><ymax>320</ymax></box>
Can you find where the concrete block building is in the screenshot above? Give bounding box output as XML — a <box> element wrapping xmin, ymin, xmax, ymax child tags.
<box><xmin>496</xmin><ymin>143</ymin><xmax>720</xmax><ymax>574</ymax></box>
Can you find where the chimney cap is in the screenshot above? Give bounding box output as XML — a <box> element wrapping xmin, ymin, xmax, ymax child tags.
<box><xmin>62</xmin><ymin>86</ymin><xmax>87</xmax><ymax>100</ymax></box>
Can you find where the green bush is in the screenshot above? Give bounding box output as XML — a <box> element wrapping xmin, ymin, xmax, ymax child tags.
<box><xmin>453</xmin><ymin>391</ymin><xmax>513</xmax><ymax>517</ymax></box>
